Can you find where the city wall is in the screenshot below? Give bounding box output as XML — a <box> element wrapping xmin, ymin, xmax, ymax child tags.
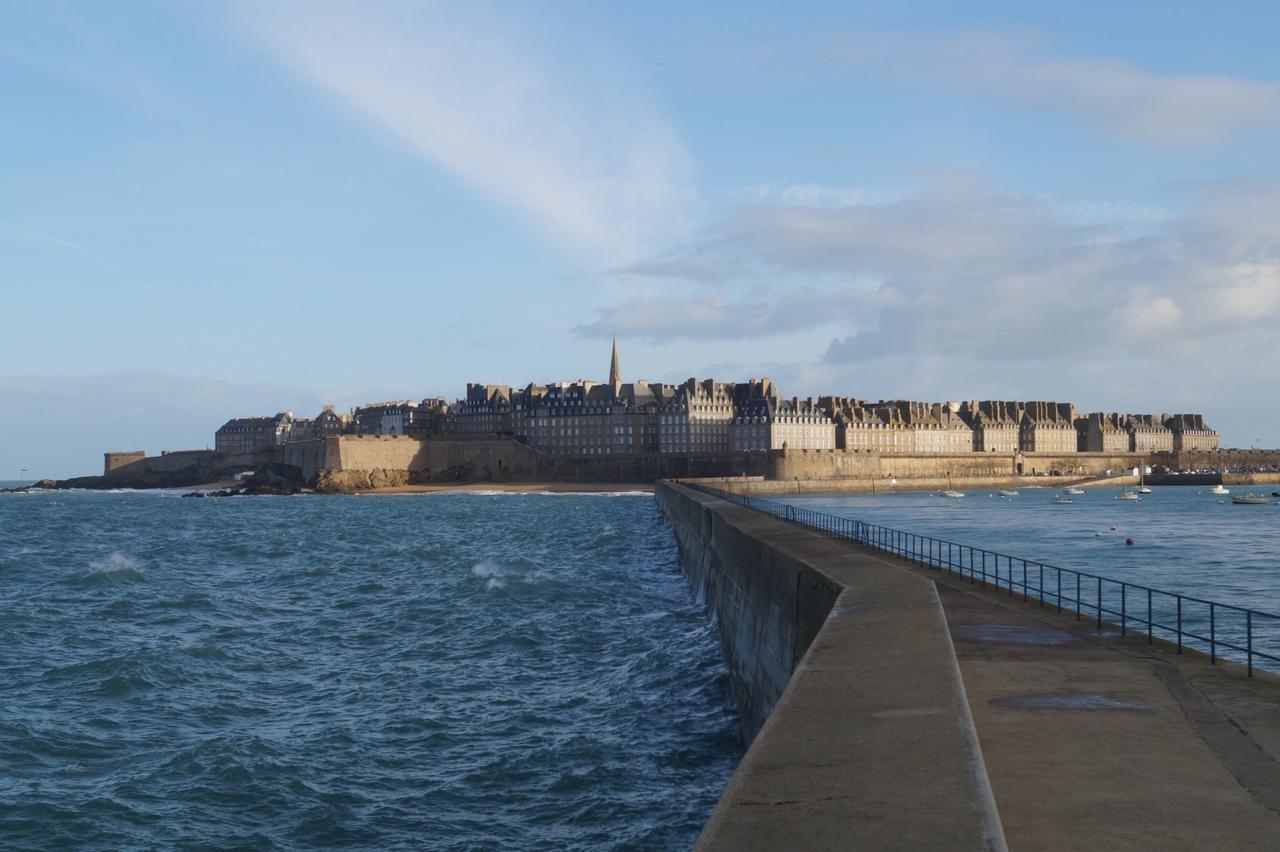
<box><xmin>77</xmin><ymin>437</ymin><xmax>1249</xmax><ymax>491</ymax></box>
<box><xmin>61</xmin><ymin>448</ymin><xmax>265</xmax><ymax>488</ymax></box>
<box><xmin>655</xmin><ymin>482</ymin><xmax>1004</xmax><ymax>850</ymax></box>
<box><xmin>1154</xmin><ymin>449</ymin><xmax>1280</xmax><ymax>471</ymax></box>
<box><xmin>298</xmin><ymin>437</ymin><xmax>1151</xmax><ymax>488</ymax></box>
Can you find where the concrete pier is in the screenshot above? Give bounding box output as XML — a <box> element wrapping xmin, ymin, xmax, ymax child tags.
<box><xmin>658</xmin><ymin>482</ymin><xmax>1280</xmax><ymax>850</ymax></box>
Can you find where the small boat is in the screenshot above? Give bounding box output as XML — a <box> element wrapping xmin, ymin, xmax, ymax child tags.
<box><xmin>1209</xmin><ymin>484</ymin><xmax>1230</xmax><ymax>495</ymax></box>
<box><xmin>1052</xmin><ymin>495</ymin><xmax>1072</xmax><ymax>504</ymax></box>
<box><xmin>1136</xmin><ymin>468</ymin><xmax>1152</xmax><ymax>494</ymax></box>
<box><xmin>1116</xmin><ymin>488</ymin><xmax>1140</xmax><ymax>502</ymax></box>
<box><xmin>998</xmin><ymin>490</ymin><xmax>1019</xmax><ymax>497</ymax></box>
<box><xmin>941</xmin><ymin>490</ymin><xmax>966</xmax><ymax>498</ymax></box>
<box><xmin>1064</xmin><ymin>486</ymin><xmax>1085</xmax><ymax>495</ymax></box>
<box><xmin>1232</xmin><ymin>492</ymin><xmax>1270</xmax><ymax>505</ymax></box>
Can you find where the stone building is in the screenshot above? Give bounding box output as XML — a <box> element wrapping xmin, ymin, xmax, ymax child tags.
<box><xmin>659</xmin><ymin>378</ymin><xmax>740</xmax><ymax>454</ymax></box>
<box><xmin>895</xmin><ymin>401</ymin><xmax>973</xmax><ymax>454</ymax></box>
<box><xmin>961</xmin><ymin>401</ymin><xmax>1022</xmax><ymax>453</ymax></box>
<box><xmin>288</xmin><ymin>418</ymin><xmax>315</xmax><ymax>442</ymax></box>
<box><xmin>730</xmin><ymin>391</ymin><xmax>836</xmax><ymax>451</ymax></box>
<box><xmin>314</xmin><ymin>405</ymin><xmax>352</xmax><ymax>438</ymax></box>
<box><xmin>1078</xmin><ymin>412</ymin><xmax>1129</xmax><ymax>453</ymax></box>
<box><xmin>353</xmin><ymin>400</ymin><xmax>429</xmax><ymax>436</ymax></box>
<box><xmin>1019</xmin><ymin>402</ymin><xmax>1077</xmax><ymax>453</ymax></box>
<box><xmin>1165</xmin><ymin>414</ymin><xmax>1220</xmax><ymax>452</ymax></box>
<box><xmin>215</xmin><ymin>412</ymin><xmax>294</xmax><ymax>454</ymax></box>
<box><xmin>448</xmin><ymin>385</ymin><xmax>514</xmax><ymax>435</ymax></box>
<box><xmin>517</xmin><ymin>378</ymin><xmax>674</xmax><ymax>456</ymax></box>
<box><xmin>1126</xmin><ymin>414</ymin><xmax>1174</xmax><ymax>453</ymax></box>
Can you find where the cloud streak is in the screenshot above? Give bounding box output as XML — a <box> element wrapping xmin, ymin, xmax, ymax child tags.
<box><xmin>237</xmin><ymin>1</ymin><xmax>693</xmax><ymax>266</ymax></box>
<box><xmin>826</xmin><ymin>30</ymin><xmax>1280</xmax><ymax>145</ymax></box>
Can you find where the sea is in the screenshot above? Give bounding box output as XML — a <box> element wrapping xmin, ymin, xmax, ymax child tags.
<box><xmin>0</xmin><ymin>487</ymin><xmax>739</xmax><ymax>851</ymax></box>
<box><xmin>775</xmin><ymin>485</ymin><xmax>1280</xmax><ymax>667</ymax></box>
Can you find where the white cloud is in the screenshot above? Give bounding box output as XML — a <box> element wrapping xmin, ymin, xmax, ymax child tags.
<box><xmin>580</xmin><ymin>179</ymin><xmax>1280</xmax><ymax>420</ymax></box>
<box><xmin>236</xmin><ymin>1</ymin><xmax>693</xmax><ymax>266</ymax></box>
<box><xmin>826</xmin><ymin>30</ymin><xmax>1280</xmax><ymax>145</ymax></box>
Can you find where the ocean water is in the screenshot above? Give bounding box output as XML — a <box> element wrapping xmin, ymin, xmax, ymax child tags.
<box><xmin>0</xmin><ymin>489</ymin><xmax>738</xmax><ymax>850</ymax></box>
<box><xmin>777</xmin><ymin>485</ymin><xmax>1280</xmax><ymax>666</ymax></box>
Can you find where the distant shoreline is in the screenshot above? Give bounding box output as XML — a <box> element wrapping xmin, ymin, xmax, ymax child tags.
<box><xmin>351</xmin><ymin>482</ymin><xmax>656</xmax><ymax>495</ymax></box>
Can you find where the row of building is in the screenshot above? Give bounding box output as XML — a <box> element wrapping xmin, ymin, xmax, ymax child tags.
<box><xmin>820</xmin><ymin>399</ymin><xmax>1218</xmax><ymax>455</ymax></box>
<box><xmin>213</xmin><ymin>342</ymin><xmax>1220</xmax><ymax>457</ymax></box>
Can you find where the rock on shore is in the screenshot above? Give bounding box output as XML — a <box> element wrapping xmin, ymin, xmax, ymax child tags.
<box><xmin>312</xmin><ymin>468</ymin><xmax>410</xmax><ymax>493</ymax></box>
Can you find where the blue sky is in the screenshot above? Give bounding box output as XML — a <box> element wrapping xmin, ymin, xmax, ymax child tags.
<box><xmin>5</xmin><ymin>1</ymin><xmax>1280</xmax><ymax>477</ymax></box>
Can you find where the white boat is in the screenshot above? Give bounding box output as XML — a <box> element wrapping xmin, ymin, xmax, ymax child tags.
<box><xmin>941</xmin><ymin>490</ymin><xmax>966</xmax><ymax>498</ymax></box>
<box><xmin>1232</xmin><ymin>492</ymin><xmax>1270</xmax><ymax>505</ymax></box>
<box><xmin>1209</xmin><ymin>484</ymin><xmax>1230</xmax><ymax>495</ymax></box>
<box><xmin>1116</xmin><ymin>488</ymin><xmax>1140</xmax><ymax>501</ymax></box>
<box><xmin>998</xmin><ymin>490</ymin><xmax>1019</xmax><ymax>497</ymax></box>
<box><xmin>1064</xmin><ymin>486</ymin><xmax>1085</xmax><ymax>495</ymax></box>
<box><xmin>1052</xmin><ymin>495</ymin><xmax>1072</xmax><ymax>504</ymax></box>
<box><xmin>1136</xmin><ymin>468</ymin><xmax>1152</xmax><ymax>494</ymax></box>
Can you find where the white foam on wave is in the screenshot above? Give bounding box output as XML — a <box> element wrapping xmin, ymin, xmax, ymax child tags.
<box><xmin>89</xmin><ymin>551</ymin><xmax>139</xmax><ymax>572</ymax></box>
<box><xmin>471</xmin><ymin>560</ymin><xmax>506</xmax><ymax>590</ymax></box>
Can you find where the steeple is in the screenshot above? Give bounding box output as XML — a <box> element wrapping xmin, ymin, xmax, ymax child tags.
<box><xmin>609</xmin><ymin>336</ymin><xmax>621</xmax><ymax>388</ymax></box>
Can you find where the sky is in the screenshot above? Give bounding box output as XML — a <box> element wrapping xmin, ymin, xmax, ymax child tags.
<box><xmin>4</xmin><ymin>1</ymin><xmax>1280</xmax><ymax>477</ymax></box>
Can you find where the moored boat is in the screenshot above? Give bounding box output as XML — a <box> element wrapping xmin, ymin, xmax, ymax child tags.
<box><xmin>1064</xmin><ymin>486</ymin><xmax>1085</xmax><ymax>495</ymax></box>
<box><xmin>1116</xmin><ymin>489</ymin><xmax>1140</xmax><ymax>501</ymax></box>
<box><xmin>941</xmin><ymin>490</ymin><xmax>966</xmax><ymax>498</ymax></box>
<box><xmin>1209</xmin><ymin>484</ymin><xmax>1230</xmax><ymax>495</ymax></box>
<box><xmin>998</xmin><ymin>490</ymin><xmax>1019</xmax><ymax>497</ymax></box>
<box><xmin>1231</xmin><ymin>492</ymin><xmax>1270</xmax><ymax>505</ymax></box>
<box><xmin>1052</xmin><ymin>495</ymin><xmax>1072</xmax><ymax>504</ymax></box>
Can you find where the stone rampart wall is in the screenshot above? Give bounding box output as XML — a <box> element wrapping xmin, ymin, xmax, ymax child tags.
<box><xmin>656</xmin><ymin>483</ymin><xmax>843</xmax><ymax>742</ymax></box>
<box><xmin>1155</xmin><ymin>449</ymin><xmax>1280</xmax><ymax>470</ymax></box>
<box><xmin>655</xmin><ymin>482</ymin><xmax>1005</xmax><ymax>849</ymax></box>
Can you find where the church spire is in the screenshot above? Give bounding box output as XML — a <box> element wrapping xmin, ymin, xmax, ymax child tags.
<box><xmin>609</xmin><ymin>336</ymin><xmax>621</xmax><ymax>387</ymax></box>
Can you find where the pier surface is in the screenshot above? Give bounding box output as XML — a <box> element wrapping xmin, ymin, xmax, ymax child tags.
<box><xmin>659</xmin><ymin>483</ymin><xmax>1280</xmax><ymax>850</ymax></box>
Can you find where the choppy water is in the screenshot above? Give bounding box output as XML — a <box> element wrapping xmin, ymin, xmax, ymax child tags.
<box><xmin>778</xmin><ymin>485</ymin><xmax>1280</xmax><ymax>667</ymax></box>
<box><xmin>0</xmin><ymin>488</ymin><xmax>738</xmax><ymax>850</ymax></box>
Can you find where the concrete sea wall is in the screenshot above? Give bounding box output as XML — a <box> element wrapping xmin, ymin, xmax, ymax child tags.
<box><xmin>656</xmin><ymin>482</ymin><xmax>1006</xmax><ymax>850</ymax></box>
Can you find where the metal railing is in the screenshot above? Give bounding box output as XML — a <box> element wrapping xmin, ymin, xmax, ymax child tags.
<box><xmin>682</xmin><ymin>482</ymin><xmax>1280</xmax><ymax>677</ymax></box>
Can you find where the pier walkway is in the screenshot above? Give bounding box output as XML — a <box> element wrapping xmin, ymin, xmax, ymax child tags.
<box><xmin>662</xmin><ymin>483</ymin><xmax>1280</xmax><ymax>850</ymax></box>
<box><xmin>911</xmin><ymin>555</ymin><xmax>1280</xmax><ymax>850</ymax></box>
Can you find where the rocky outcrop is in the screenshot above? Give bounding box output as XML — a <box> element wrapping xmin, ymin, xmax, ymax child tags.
<box><xmin>312</xmin><ymin>468</ymin><xmax>410</xmax><ymax>493</ymax></box>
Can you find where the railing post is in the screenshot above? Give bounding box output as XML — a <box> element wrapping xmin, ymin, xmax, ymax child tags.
<box><xmin>1022</xmin><ymin>560</ymin><xmax>1028</xmax><ymax>602</ymax></box>
<box><xmin>1176</xmin><ymin>597</ymin><xmax>1182</xmax><ymax>654</ymax></box>
<box><xmin>1147</xmin><ymin>589</ymin><xmax>1152</xmax><ymax>644</ymax></box>
<box><xmin>1247</xmin><ymin>611</ymin><xmax>1253</xmax><ymax>677</ymax></box>
<box><xmin>1210</xmin><ymin>604</ymin><xmax>1216</xmax><ymax>665</ymax></box>
<box><xmin>1121</xmin><ymin>585</ymin><xmax>1126</xmax><ymax>637</ymax></box>
<box><xmin>1075</xmin><ymin>574</ymin><xmax>1081</xmax><ymax>620</ymax></box>
<box><xmin>1096</xmin><ymin>577</ymin><xmax>1102</xmax><ymax>629</ymax></box>
<box><xmin>1056</xmin><ymin>569</ymin><xmax>1061</xmax><ymax>613</ymax></box>
<box><xmin>1038</xmin><ymin>564</ymin><xmax>1044</xmax><ymax>607</ymax></box>
<box><xmin>1008</xmin><ymin>556</ymin><xmax>1014</xmax><ymax>598</ymax></box>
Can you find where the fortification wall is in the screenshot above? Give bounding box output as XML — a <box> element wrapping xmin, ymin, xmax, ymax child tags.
<box><xmin>1156</xmin><ymin>449</ymin><xmax>1280</xmax><ymax>470</ymax></box>
<box><xmin>655</xmin><ymin>483</ymin><xmax>1004</xmax><ymax>849</ymax></box>
<box><xmin>104</xmin><ymin>451</ymin><xmax>146</xmax><ymax>475</ymax></box>
<box><xmin>878</xmin><ymin>453</ymin><xmax>1012</xmax><ymax>479</ymax></box>
<box><xmin>64</xmin><ymin>448</ymin><xmax>266</xmax><ymax>489</ymax></box>
<box><xmin>657</xmin><ymin>483</ymin><xmax>843</xmax><ymax>741</ymax></box>
<box><xmin>770</xmin><ymin>449</ymin><xmax>879</xmax><ymax>480</ymax></box>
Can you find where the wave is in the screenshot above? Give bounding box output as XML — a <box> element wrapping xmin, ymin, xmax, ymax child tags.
<box><xmin>68</xmin><ymin>552</ymin><xmax>148</xmax><ymax>586</ymax></box>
